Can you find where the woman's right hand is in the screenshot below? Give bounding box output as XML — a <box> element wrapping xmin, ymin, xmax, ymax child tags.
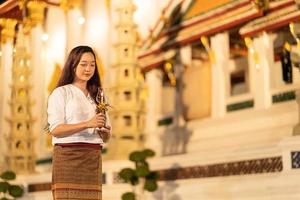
<box><xmin>86</xmin><ymin>113</ymin><xmax>106</xmax><ymax>128</ymax></box>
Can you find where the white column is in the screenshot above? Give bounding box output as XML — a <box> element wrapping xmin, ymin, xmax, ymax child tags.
<box><xmin>180</xmin><ymin>45</ymin><xmax>192</xmax><ymax>67</ymax></box>
<box><xmin>27</xmin><ymin>0</ymin><xmax>47</xmax><ymax>159</ymax></box>
<box><xmin>0</xmin><ymin>37</ymin><xmax>15</xmax><ymax>167</ymax></box>
<box><xmin>250</xmin><ymin>32</ymin><xmax>274</xmax><ymax>109</ymax></box>
<box><xmin>42</xmin><ymin>7</ymin><xmax>66</xmax><ymax>155</ymax></box>
<box><xmin>178</xmin><ymin>46</ymin><xmax>192</xmax><ymax>126</ymax></box>
<box><xmin>145</xmin><ymin>69</ymin><xmax>163</xmax><ymax>130</ymax></box>
<box><xmin>144</xmin><ymin>69</ymin><xmax>162</xmax><ymax>153</ymax></box>
<box><xmin>66</xmin><ymin>7</ymin><xmax>83</xmax><ymax>53</ymax></box>
<box><xmin>29</xmin><ymin>24</ymin><xmax>47</xmax><ymax>159</ymax></box>
<box><xmin>210</xmin><ymin>32</ymin><xmax>230</xmax><ymax>118</ymax></box>
<box><xmin>45</xmin><ymin>6</ymin><xmax>66</xmax><ymax>69</ymax></box>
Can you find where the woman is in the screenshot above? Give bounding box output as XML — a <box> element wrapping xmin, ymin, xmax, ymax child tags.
<box><xmin>47</xmin><ymin>46</ymin><xmax>111</xmax><ymax>200</ymax></box>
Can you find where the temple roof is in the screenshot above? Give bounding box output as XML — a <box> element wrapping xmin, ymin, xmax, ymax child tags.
<box><xmin>184</xmin><ymin>0</ymin><xmax>233</xmax><ymax>20</ymax></box>
<box><xmin>139</xmin><ymin>0</ymin><xmax>300</xmax><ymax>71</ymax></box>
<box><xmin>0</xmin><ymin>0</ymin><xmax>21</xmax><ymax>20</ymax></box>
<box><xmin>0</xmin><ymin>0</ymin><xmax>59</xmax><ymax>20</ymax></box>
<box><xmin>139</xmin><ymin>0</ymin><xmax>262</xmax><ymax>63</ymax></box>
<box><xmin>240</xmin><ymin>0</ymin><xmax>299</xmax><ymax>37</ymax></box>
<box><xmin>143</xmin><ymin>0</ymin><xmax>240</xmax><ymax>51</ymax></box>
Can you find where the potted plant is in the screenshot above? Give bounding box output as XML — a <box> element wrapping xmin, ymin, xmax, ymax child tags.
<box><xmin>119</xmin><ymin>149</ymin><xmax>159</xmax><ymax>200</ymax></box>
<box><xmin>0</xmin><ymin>171</ymin><xmax>24</xmax><ymax>200</ymax></box>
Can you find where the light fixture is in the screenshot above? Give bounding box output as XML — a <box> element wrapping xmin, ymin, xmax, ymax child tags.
<box><xmin>20</xmin><ymin>75</ymin><xmax>25</xmax><ymax>82</ymax></box>
<box><xmin>41</xmin><ymin>33</ymin><xmax>49</xmax><ymax>42</ymax></box>
<box><xmin>78</xmin><ymin>16</ymin><xmax>85</xmax><ymax>25</ymax></box>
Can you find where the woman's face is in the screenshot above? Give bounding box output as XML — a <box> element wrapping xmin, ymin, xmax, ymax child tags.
<box><xmin>74</xmin><ymin>52</ymin><xmax>96</xmax><ymax>82</ymax></box>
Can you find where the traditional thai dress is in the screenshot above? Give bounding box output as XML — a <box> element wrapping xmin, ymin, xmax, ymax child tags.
<box><xmin>47</xmin><ymin>84</ymin><xmax>110</xmax><ymax>200</ymax></box>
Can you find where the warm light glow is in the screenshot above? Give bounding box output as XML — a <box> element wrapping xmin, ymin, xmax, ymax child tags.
<box><xmin>255</xmin><ymin>63</ymin><xmax>260</xmax><ymax>70</ymax></box>
<box><xmin>253</xmin><ymin>52</ymin><xmax>260</xmax><ymax>70</ymax></box>
<box><xmin>244</xmin><ymin>37</ymin><xmax>252</xmax><ymax>48</ymax></box>
<box><xmin>45</xmin><ymin>25</ymin><xmax>66</xmax><ymax>67</ymax></box>
<box><xmin>290</xmin><ymin>23</ymin><xmax>296</xmax><ymax>39</ymax></box>
<box><xmin>140</xmin><ymin>87</ymin><xmax>148</xmax><ymax>100</ymax></box>
<box><xmin>284</xmin><ymin>42</ymin><xmax>291</xmax><ymax>52</ymax></box>
<box><xmin>200</xmin><ymin>36</ymin><xmax>209</xmax><ymax>48</ymax></box>
<box><xmin>164</xmin><ymin>62</ymin><xmax>172</xmax><ymax>71</ymax></box>
<box><xmin>164</xmin><ymin>62</ymin><xmax>176</xmax><ymax>86</ymax></box>
<box><xmin>41</xmin><ymin>33</ymin><xmax>49</xmax><ymax>42</ymax></box>
<box><xmin>244</xmin><ymin>37</ymin><xmax>260</xmax><ymax>70</ymax></box>
<box><xmin>133</xmin><ymin>0</ymin><xmax>166</xmax><ymax>38</ymax></box>
<box><xmin>78</xmin><ymin>16</ymin><xmax>85</xmax><ymax>25</ymax></box>
<box><xmin>20</xmin><ymin>60</ymin><xmax>24</xmax><ymax>66</ymax></box>
<box><xmin>19</xmin><ymin>89</ymin><xmax>26</xmax><ymax>97</ymax></box>
<box><xmin>20</xmin><ymin>75</ymin><xmax>25</xmax><ymax>82</ymax></box>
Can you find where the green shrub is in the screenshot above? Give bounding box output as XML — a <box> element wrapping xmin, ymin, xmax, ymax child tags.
<box><xmin>119</xmin><ymin>149</ymin><xmax>159</xmax><ymax>200</ymax></box>
<box><xmin>0</xmin><ymin>171</ymin><xmax>24</xmax><ymax>200</ymax></box>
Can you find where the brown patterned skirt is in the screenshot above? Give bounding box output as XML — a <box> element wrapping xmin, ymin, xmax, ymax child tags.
<box><xmin>52</xmin><ymin>143</ymin><xmax>102</xmax><ymax>200</ymax></box>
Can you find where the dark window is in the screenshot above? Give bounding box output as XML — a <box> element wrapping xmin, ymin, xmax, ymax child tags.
<box><xmin>124</xmin><ymin>69</ymin><xmax>129</xmax><ymax>77</ymax></box>
<box><xmin>123</xmin><ymin>115</ymin><xmax>132</xmax><ymax>126</ymax></box>
<box><xmin>124</xmin><ymin>48</ymin><xmax>128</xmax><ymax>57</ymax></box>
<box><xmin>124</xmin><ymin>91</ymin><xmax>131</xmax><ymax>100</ymax></box>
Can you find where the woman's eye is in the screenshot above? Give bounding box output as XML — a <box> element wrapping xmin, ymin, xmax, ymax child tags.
<box><xmin>80</xmin><ymin>64</ymin><xmax>87</xmax><ymax>67</ymax></box>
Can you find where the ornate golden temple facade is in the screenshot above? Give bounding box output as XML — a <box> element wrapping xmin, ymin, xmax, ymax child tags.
<box><xmin>0</xmin><ymin>0</ymin><xmax>300</xmax><ymax>199</ymax></box>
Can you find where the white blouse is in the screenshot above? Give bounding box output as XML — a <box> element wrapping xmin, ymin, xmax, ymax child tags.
<box><xmin>47</xmin><ymin>84</ymin><xmax>110</xmax><ymax>145</ymax></box>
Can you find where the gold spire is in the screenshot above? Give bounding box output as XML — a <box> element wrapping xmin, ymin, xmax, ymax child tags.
<box><xmin>0</xmin><ymin>18</ymin><xmax>17</xmax><ymax>44</ymax></box>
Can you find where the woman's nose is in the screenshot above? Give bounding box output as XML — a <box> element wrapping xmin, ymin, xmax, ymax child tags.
<box><xmin>85</xmin><ymin>65</ymin><xmax>92</xmax><ymax>71</ymax></box>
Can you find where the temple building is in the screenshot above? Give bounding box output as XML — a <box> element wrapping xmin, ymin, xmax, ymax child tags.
<box><xmin>0</xmin><ymin>0</ymin><xmax>300</xmax><ymax>199</ymax></box>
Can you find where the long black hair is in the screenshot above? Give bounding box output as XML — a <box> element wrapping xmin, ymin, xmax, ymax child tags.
<box><xmin>56</xmin><ymin>46</ymin><xmax>101</xmax><ymax>102</ymax></box>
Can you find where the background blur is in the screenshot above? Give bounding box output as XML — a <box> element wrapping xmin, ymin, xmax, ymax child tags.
<box><xmin>0</xmin><ymin>0</ymin><xmax>300</xmax><ymax>199</ymax></box>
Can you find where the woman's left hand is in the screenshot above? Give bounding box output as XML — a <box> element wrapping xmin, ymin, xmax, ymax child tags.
<box><xmin>97</xmin><ymin>125</ymin><xmax>111</xmax><ymax>143</ymax></box>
